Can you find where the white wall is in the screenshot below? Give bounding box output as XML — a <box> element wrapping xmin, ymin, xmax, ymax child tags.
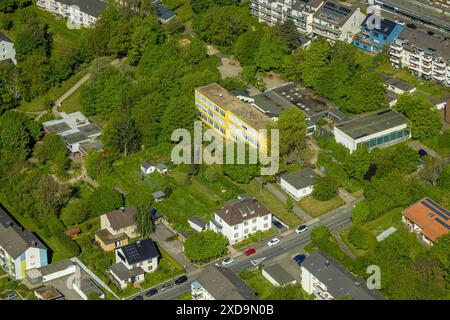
<box><xmin>0</xmin><ymin>40</ymin><xmax>16</xmax><ymax>64</ymax></box>
<box><xmin>280</xmin><ymin>178</ymin><xmax>313</xmax><ymax>201</ymax></box>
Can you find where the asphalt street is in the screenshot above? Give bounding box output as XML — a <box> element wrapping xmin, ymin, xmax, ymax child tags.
<box><xmin>136</xmin><ymin>207</ymin><xmax>353</xmax><ymax>301</ymax></box>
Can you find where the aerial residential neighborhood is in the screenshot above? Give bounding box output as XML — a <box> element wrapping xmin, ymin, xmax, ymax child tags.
<box><xmin>0</xmin><ymin>0</ymin><xmax>449</xmax><ymax>307</ymax></box>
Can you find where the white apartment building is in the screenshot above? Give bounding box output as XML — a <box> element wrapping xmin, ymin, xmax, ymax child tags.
<box><xmin>312</xmin><ymin>1</ymin><xmax>365</xmax><ymax>43</ymax></box>
<box><xmin>36</xmin><ymin>0</ymin><xmax>106</xmax><ymax>28</ymax></box>
<box><xmin>109</xmin><ymin>239</ymin><xmax>159</xmax><ymax>290</ymax></box>
<box><xmin>209</xmin><ymin>197</ymin><xmax>272</xmax><ymax>245</ymax></box>
<box><xmin>0</xmin><ymin>206</ymin><xmax>49</xmax><ymax>280</ymax></box>
<box><xmin>301</xmin><ymin>251</ymin><xmax>383</xmax><ymax>300</ymax></box>
<box><xmin>389</xmin><ymin>24</ymin><xmax>450</xmax><ymax>86</ymax></box>
<box><xmin>250</xmin><ymin>0</ymin><xmax>324</xmax><ymax>35</ymax></box>
<box><xmin>0</xmin><ymin>33</ymin><xmax>16</xmax><ymax>65</ymax></box>
<box><xmin>333</xmin><ymin>109</ymin><xmax>410</xmax><ymax>152</ymax></box>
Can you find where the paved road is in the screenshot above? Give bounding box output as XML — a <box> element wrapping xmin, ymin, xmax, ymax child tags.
<box><xmin>138</xmin><ymin>208</ymin><xmax>353</xmax><ymax>301</ymax></box>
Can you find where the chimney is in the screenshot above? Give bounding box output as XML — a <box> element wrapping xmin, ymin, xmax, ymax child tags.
<box><xmin>445</xmin><ymin>99</ymin><xmax>450</xmax><ymax>124</ymax></box>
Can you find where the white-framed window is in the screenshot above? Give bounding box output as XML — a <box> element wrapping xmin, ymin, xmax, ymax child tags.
<box><xmin>252</xmin><ymin>218</ymin><xmax>257</xmax><ymax>224</ymax></box>
<box><xmin>234</xmin><ymin>225</ymin><xmax>238</xmax><ymax>230</ymax></box>
<box><xmin>264</xmin><ymin>223</ymin><xmax>268</xmax><ymax>228</ymax></box>
<box><xmin>244</xmin><ymin>229</ymin><xmax>249</xmax><ymax>234</ymax></box>
<box><xmin>264</xmin><ymin>215</ymin><xmax>269</xmax><ymax>220</ymax></box>
<box><xmin>234</xmin><ymin>233</ymin><xmax>239</xmax><ymax>238</ymax></box>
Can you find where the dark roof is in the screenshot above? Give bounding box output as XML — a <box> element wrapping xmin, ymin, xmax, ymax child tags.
<box><xmin>263</xmin><ymin>264</ymin><xmax>296</xmax><ymax>285</ymax></box>
<box><xmin>188</xmin><ymin>216</ymin><xmax>207</xmax><ymax>228</ymax></box>
<box><xmin>0</xmin><ymin>205</ymin><xmax>48</xmax><ymax>259</ymax></box>
<box><xmin>141</xmin><ymin>161</ymin><xmax>153</xmax><ymax>170</ymax></box>
<box><xmin>384</xmin><ymin>91</ymin><xmax>399</xmax><ymax>104</ymax></box>
<box><xmin>303</xmin><ymin>252</ymin><xmax>384</xmax><ymax>300</ymax></box>
<box><xmin>361</xmin><ymin>14</ymin><xmax>399</xmax><ymax>36</ymax></box>
<box><xmin>58</xmin><ymin>0</ymin><xmax>106</xmax><ymax>18</ymax></box>
<box><xmin>44</xmin><ymin>122</ymin><xmax>72</xmax><ymax>134</ymax></box>
<box><xmin>79</xmin><ymin>139</ymin><xmax>104</xmax><ymax>154</ymax></box>
<box><xmin>109</xmin><ymin>263</ymin><xmax>145</xmax><ymax>281</ymax></box>
<box><xmin>61</xmin><ymin>132</ymin><xmax>90</xmax><ymax>145</ymax></box>
<box><xmin>117</xmin><ymin>239</ymin><xmax>160</xmax><ymax>265</ymax></box>
<box><xmin>39</xmin><ymin>259</ymin><xmax>74</xmax><ymax>276</ymax></box>
<box><xmin>334</xmin><ymin>109</ymin><xmax>409</xmax><ymax>140</ymax></box>
<box><xmin>155</xmin><ymin>164</ymin><xmax>167</xmax><ymax>171</ymax></box>
<box><xmin>155</xmin><ymin>1</ymin><xmax>176</xmax><ymax>21</ymax></box>
<box><xmin>196</xmin><ymin>266</ymin><xmax>257</xmax><ymax>300</ymax></box>
<box><xmin>105</xmin><ymin>207</ymin><xmax>136</xmax><ymax>231</ymax></box>
<box><xmin>281</xmin><ymin>168</ymin><xmax>318</xmax><ymax>190</ymax></box>
<box><xmin>35</xmin><ymin>286</ymin><xmax>64</xmax><ymax>300</ymax></box>
<box><xmin>150</xmin><ymin>207</ymin><xmax>162</xmax><ymax>220</ymax></box>
<box><xmin>216</xmin><ymin>198</ymin><xmax>271</xmax><ymax>226</ymax></box>
<box><xmin>0</xmin><ymin>32</ymin><xmax>13</xmax><ymax>43</ymax></box>
<box><xmin>381</xmin><ymin>74</ymin><xmax>416</xmax><ymax>91</ymax></box>
<box><xmin>77</xmin><ymin>123</ymin><xmax>102</xmax><ymax>137</ymax></box>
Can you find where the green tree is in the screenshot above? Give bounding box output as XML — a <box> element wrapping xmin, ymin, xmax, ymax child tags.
<box><xmin>184</xmin><ymin>230</ymin><xmax>228</xmax><ymax>263</ymax></box>
<box><xmin>14</xmin><ymin>15</ymin><xmax>51</xmax><ymax>62</ymax></box>
<box><xmin>60</xmin><ymin>199</ymin><xmax>89</xmax><ymax>227</ymax></box>
<box><xmin>202</xmin><ymin>165</ymin><xmax>220</xmax><ymax>183</ymax></box>
<box><xmin>255</xmin><ymin>32</ymin><xmax>289</xmax><ymax>72</ymax></box>
<box><xmin>285</xmin><ymin>197</ymin><xmax>294</xmax><ymax>212</ymax></box>
<box><xmin>233</xmin><ymin>29</ymin><xmax>264</xmax><ymax>66</ymax></box>
<box><xmin>343</xmin><ymin>72</ymin><xmax>386</xmax><ymax>114</ymax></box>
<box><xmin>16</xmin><ymin>54</ymin><xmax>51</xmax><ymax>101</ymax></box>
<box><xmin>312</xmin><ymin>175</ymin><xmax>339</xmax><ymax>201</ymax></box>
<box><xmin>0</xmin><ymin>60</ymin><xmax>19</xmax><ymax>113</ymax></box>
<box><xmin>87</xmin><ymin>185</ymin><xmax>124</xmax><ymax>217</ymax></box>
<box><xmin>272</xmin><ymin>19</ymin><xmax>303</xmax><ymax>51</ymax></box>
<box><xmin>134</xmin><ymin>205</ymin><xmax>154</xmax><ymax>239</ymax></box>
<box><xmin>277</xmin><ymin>107</ymin><xmax>307</xmax><ymax>157</ymax></box>
<box><xmin>296</xmin><ymin>39</ymin><xmax>331</xmax><ymax>89</ymax></box>
<box><xmin>311</xmin><ymin>225</ymin><xmax>331</xmax><ymax>245</ymax></box>
<box><xmin>343</xmin><ymin>147</ymin><xmax>370</xmax><ymax>181</ymax></box>
<box><xmin>33</xmin><ymin>132</ymin><xmax>69</xmax><ymax>174</ymax></box>
<box><xmin>33</xmin><ymin>175</ymin><xmax>71</xmax><ymax>216</ymax></box>
<box><xmin>84</xmin><ymin>151</ymin><xmax>114</xmax><ymax>181</ymax></box>
<box><xmin>347</xmin><ymin>225</ymin><xmax>376</xmax><ymax>250</ymax></box>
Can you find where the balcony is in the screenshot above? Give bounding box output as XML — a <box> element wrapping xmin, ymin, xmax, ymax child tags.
<box><xmin>422</xmin><ymin>54</ymin><xmax>432</xmax><ymax>62</ymax></box>
<box><xmin>433</xmin><ymin>59</ymin><xmax>446</xmax><ymax>68</ymax></box>
<box><xmin>421</xmin><ymin>67</ymin><xmax>432</xmax><ymax>75</ymax></box>
<box><xmin>390</xmin><ymin>56</ymin><xmax>400</xmax><ymax>64</ymax></box>
<box><xmin>410</xmin><ymin>63</ymin><xmax>420</xmax><ymax>71</ymax></box>
<box><xmin>391</xmin><ymin>42</ymin><xmax>402</xmax><ymax>50</ymax></box>
<box><xmin>433</xmin><ymin>73</ymin><xmax>446</xmax><ymax>81</ymax></box>
<box><xmin>390</xmin><ymin>49</ymin><xmax>402</xmax><ymax>57</ymax></box>
<box><xmin>421</xmin><ymin>60</ymin><xmax>432</xmax><ymax>68</ymax></box>
<box><xmin>433</xmin><ymin>67</ymin><xmax>446</xmax><ymax>75</ymax></box>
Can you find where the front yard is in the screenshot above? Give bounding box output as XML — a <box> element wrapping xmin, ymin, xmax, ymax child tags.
<box><xmin>232</xmin><ymin>229</ymin><xmax>276</xmax><ymax>250</ymax></box>
<box><xmin>238</xmin><ymin>269</ymin><xmax>275</xmax><ymax>300</ymax></box>
<box><xmin>297</xmin><ymin>195</ymin><xmax>345</xmax><ymax>218</ymax></box>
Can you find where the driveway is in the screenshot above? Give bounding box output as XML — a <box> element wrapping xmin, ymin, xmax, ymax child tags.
<box><xmin>408</xmin><ymin>140</ymin><xmax>441</xmax><ymax>160</ymax></box>
<box><xmin>152</xmin><ymin>224</ymin><xmax>194</xmax><ymax>271</ymax></box>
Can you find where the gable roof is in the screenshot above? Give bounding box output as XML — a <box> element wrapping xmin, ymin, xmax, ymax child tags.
<box><xmin>196</xmin><ymin>266</ymin><xmax>257</xmax><ymax>300</ymax></box>
<box><xmin>402</xmin><ymin>197</ymin><xmax>450</xmax><ymax>242</ymax></box>
<box><xmin>281</xmin><ymin>168</ymin><xmax>318</xmax><ymax>190</ymax></box>
<box><xmin>0</xmin><ymin>205</ymin><xmax>48</xmax><ymax>259</ymax></box>
<box><xmin>117</xmin><ymin>239</ymin><xmax>160</xmax><ymax>265</ymax></box>
<box><xmin>105</xmin><ymin>207</ymin><xmax>136</xmax><ymax>231</ymax></box>
<box><xmin>302</xmin><ymin>251</ymin><xmax>384</xmax><ymax>300</ymax></box>
<box><xmin>216</xmin><ymin>198</ymin><xmax>270</xmax><ymax>226</ymax></box>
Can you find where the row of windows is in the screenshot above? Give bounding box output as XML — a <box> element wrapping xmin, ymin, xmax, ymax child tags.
<box><xmin>360</xmin><ymin>129</ymin><xmax>409</xmax><ymax>149</ymax></box>
<box><xmin>198</xmin><ymin>112</ymin><xmax>226</xmax><ymax>134</ymax></box>
<box><xmin>233</xmin><ymin>224</ymin><xmax>269</xmax><ymax>239</ymax></box>
<box><xmin>195</xmin><ymin>94</ymin><xmax>226</xmax><ymax>117</ymax></box>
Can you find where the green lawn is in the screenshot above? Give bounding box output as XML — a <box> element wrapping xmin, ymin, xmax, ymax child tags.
<box><xmin>59</xmin><ymin>86</ymin><xmax>83</xmax><ymax>113</ymax></box>
<box><xmin>238</xmin><ymin>269</ymin><xmax>275</xmax><ymax>300</ymax></box>
<box><xmin>99</xmin><ymin>145</ymin><xmax>221</xmax><ymax>230</ymax></box>
<box><xmin>422</xmin><ymin>131</ymin><xmax>450</xmax><ymax>157</ymax></box>
<box><xmin>238</xmin><ymin>180</ymin><xmax>302</xmax><ymax>227</ymax></box>
<box><xmin>176</xmin><ymin>292</ymin><xmax>192</xmax><ymax>300</ymax></box>
<box><xmin>18</xmin><ymin>67</ymin><xmax>89</xmax><ymax>113</ymax></box>
<box><xmin>297</xmin><ymin>195</ymin><xmax>345</xmax><ymax>217</ymax></box>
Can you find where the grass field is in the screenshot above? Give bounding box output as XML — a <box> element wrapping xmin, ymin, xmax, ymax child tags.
<box><xmin>238</xmin><ymin>180</ymin><xmax>302</xmax><ymax>227</ymax></box>
<box><xmin>59</xmin><ymin>86</ymin><xmax>83</xmax><ymax>113</ymax></box>
<box><xmin>238</xmin><ymin>269</ymin><xmax>275</xmax><ymax>300</ymax></box>
<box><xmin>297</xmin><ymin>195</ymin><xmax>345</xmax><ymax>217</ymax></box>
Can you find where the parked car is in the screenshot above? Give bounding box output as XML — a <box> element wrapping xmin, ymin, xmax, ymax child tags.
<box><xmin>5</xmin><ymin>293</ymin><xmax>16</xmax><ymax>300</ymax></box>
<box><xmin>132</xmin><ymin>295</ymin><xmax>144</xmax><ymax>300</ymax></box>
<box><xmin>272</xmin><ymin>220</ymin><xmax>283</xmax><ymax>229</ymax></box>
<box><xmin>161</xmin><ymin>282</ymin><xmax>173</xmax><ymax>291</ymax></box>
<box><xmin>175</xmin><ymin>275</ymin><xmax>188</xmax><ymax>285</ymax></box>
<box><xmin>267</xmin><ymin>238</ymin><xmax>280</xmax><ymax>246</ymax></box>
<box><xmin>418</xmin><ymin>149</ymin><xmax>428</xmax><ymax>157</ymax></box>
<box><xmin>293</xmin><ymin>254</ymin><xmax>306</xmax><ymax>265</ymax></box>
<box><xmin>221</xmin><ymin>258</ymin><xmax>234</xmax><ymax>266</ymax></box>
<box><xmin>295</xmin><ymin>225</ymin><xmax>309</xmax><ymax>234</ymax></box>
<box><xmin>244</xmin><ymin>248</ymin><xmax>256</xmax><ymax>256</ymax></box>
<box><xmin>145</xmin><ymin>288</ymin><xmax>158</xmax><ymax>297</ymax></box>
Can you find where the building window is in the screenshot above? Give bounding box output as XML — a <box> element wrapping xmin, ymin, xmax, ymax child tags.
<box><xmin>234</xmin><ymin>225</ymin><xmax>238</xmax><ymax>230</ymax></box>
<box><xmin>264</xmin><ymin>223</ymin><xmax>268</xmax><ymax>228</ymax></box>
<box><xmin>252</xmin><ymin>226</ymin><xmax>257</xmax><ymax>231</ymax></box>
<box><xmin>244</xmin><ymin>229</ymin><xmax>249</xmax><ymax>234</ymax></box>
<box><xmin>252</xmin><ymin>219</ymin><xmax>257</xmax><ymax>224</ymax></box>
<box><xmin>264</xmin><ymin>215</ymin><xmax>269</xmax><ymax>220</ymax></box>
<box><xmin>234</xmin><ymin>233</ymin><xmax>239</xmax><ymax>239</ymax></box>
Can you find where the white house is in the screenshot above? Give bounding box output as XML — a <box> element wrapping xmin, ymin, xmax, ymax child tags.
<box><xmin>42</xmin><ymin>112</ymin><xmax>103</xmax><ymax>155</ymax></box>
<box><xmin>209</xmin><ymin>197</ymin><xmax>272</xmax><ymax>245</ymax></box>
<box><xmin>0</xmin><ymin>205</ymin><xmax>49</xmax><ymax>280</ymax></box>
<box><xmin>141</xmin><ymin>161</ymin><xmax>156</xmax><ymax>175</ymax></box>
<box><xmin>36</xmin><ymin>0</ymin><xmax>107</xmax><ymax>28</ymax></box>
<box><xmin>109</xmin><ymin>239</ymin><xmax>160</xmax><ymax>290</ymax></box>
<box><xmin>0</xmin><ymin>32</ymin><xmax>16</xmax><ymax>65</ymax></box>
<box><xmin>301</xmin><ymin>251</ymin><xmax>384</xmax><ymax>300</ymax></box>
<box><xmin>280</xmin><ymin>168</ymin><xmax>318</xmax><ymax>201</ymax></box>
<box><xmin>311</xmin><ymin>1</ymin><xmax>365</xmax><ymax>43</ymax></box>
<box><xmin>333</xmin><ymin>109</ymin><xmax>410</xmax><ymax>153</ymax></box>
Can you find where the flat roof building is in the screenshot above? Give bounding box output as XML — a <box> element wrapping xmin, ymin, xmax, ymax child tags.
<box><xmin>262</xmin><ymin>264</ymin><xmax>297</xmax><ymax>287</ymax></box>
<box><xmin>402</xmin><ymin>197</ymin><xmax>450</xmax><ymax>245</ymax></box>
<box><xmin>333</xmin><ymin>109</ymin><xmax>410</xmax><ymax>152</ymax></box>
<box><xmin>280</xmin><ymin>168</ymin><xmax>318</xmax><ymax>201</ymax></box>
<box><xmin>195</xmin><ymin>83</ymin><xmax>273</xmax><ymax>150</ymax></box>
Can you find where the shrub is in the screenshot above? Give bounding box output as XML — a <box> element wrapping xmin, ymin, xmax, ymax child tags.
<box><xmin>184</xmin><ymin>231</ymin><xmax>228</xmax><ymax>263</ymax></box>
<box><xmin>311</xmin><ymin>226</ymin><xmax>331</xmax><ymax>245</ymax></box>
<box><xmin>60</xmin><ymin>199</ymin><xmax>89</xmax><ymax>227</ymax></box>
<box><xmin>87</xmin><ymin>185</ymin><xmax>124</xmax><ymax>217</ymax></box>
<box><xmin>312</xmin><ymin>175</ymin><xmax>340</xmax><ymax>201</ymax></box>
<box><xmin>347</xmin><ymin>225</ymin><xmax>376</xmax><ymax>250</ymax></box>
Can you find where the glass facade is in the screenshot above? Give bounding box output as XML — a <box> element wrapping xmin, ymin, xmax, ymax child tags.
<box><xmin>359</xmin><ymin>128</ymin><xmax>409</xmax><ymax>149</ymax></box>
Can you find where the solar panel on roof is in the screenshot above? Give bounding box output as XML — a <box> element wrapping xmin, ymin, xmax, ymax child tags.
<box><xmin>325</xmin><ymin>1</ymin><xmax>337</xmax><ymax>10</ymax></box>
<box><xmin>421</xmin><ymin>201</ymin><xmax>449</xmax><ymax>221</ymax></box>
<box><xmin>300</xmin><ymin>0</ymin><xmax>309</xmax><ymax>3</ymax></box>
<box><xmin>425</xmin><ymin>198</ymin><xmax>450</xmax><ymax>216</ymax></box>
<box><xmin>339</xmin><ymin>7</ymin><xmax>351</xmax><ymax>15</ymax></box>
<box><xmin>435</xmin><ymin>218</ymin><xmax>450</xmax><ymax>230</ymax></box>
